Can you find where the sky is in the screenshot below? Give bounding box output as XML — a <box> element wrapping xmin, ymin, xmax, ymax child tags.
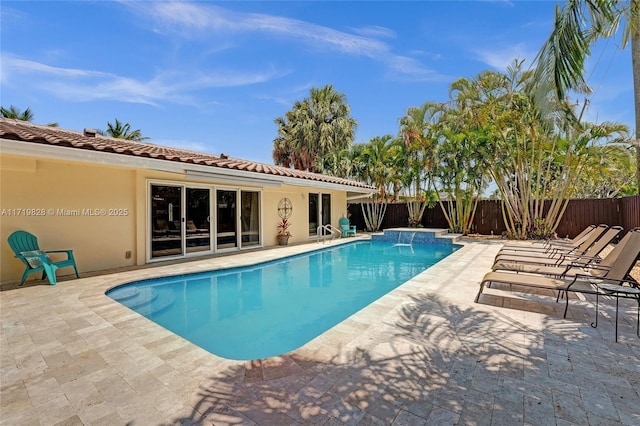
<box><xmin>1</xmin><ymin>1</ymin><xmax>633</xmax><ymax>165</ymax></box>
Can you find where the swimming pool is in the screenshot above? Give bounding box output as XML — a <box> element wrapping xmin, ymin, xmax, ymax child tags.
<box><xmin>107</xmin><ymin>240</ymin><xmax>458</xmax><ymax>360</ymax></box>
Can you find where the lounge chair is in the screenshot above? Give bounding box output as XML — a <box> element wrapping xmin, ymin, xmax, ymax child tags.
<box><xmin>339</xmin><ymin>217</ymin><xmax>356</xmax><ymax>237</ymax></box>
<box><xmin>493</xmin><ymin>227</ymin><xmax>633</xmax><ymax>278</ymax></box>
<box><xmin>8</xmin><ymin>230</ymin><xmax>80</xmax><ymax>285</ymax></box>
<box><xmin>493</xmin><ymin>226</ymin><xmax>622</xmax><ymax>269</ymax></box>
<box><xmin>496</xmin><ymin>224</ymin><xmax>606</xmax><ymax>256</ymax></box>
<box><xmin>475</xmin><ymin>232</ymin><xmax>640</xmax><ymax>318</ymax></box>
<box><xmin>500</xmin><ymin>224</ymin><xmax>597</xmax><ymax>252</ymax></box>
<box><xmin>493</xmin><ymin>224</ymin><xmax>609</xmax><ymax>265</ymax></box>
<box><xmin>187</xmin><ymin>220</ymin><xmax>209</xmax><ymax>235</ymax></box>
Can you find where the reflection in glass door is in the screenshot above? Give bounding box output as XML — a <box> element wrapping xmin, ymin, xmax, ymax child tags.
<box><xmin>309</xmin><ymin>193</ymin><xmax>331</xmax><ymax>236</ymax></box>
<box><xmin>240</xmin><ymin>191</ymin><xmax>260</xmax><ymax>247</ymax></box>
<box><xmin>309</xmin><ymin>193</ymin><xmax>319</xmax><ymax>236</ymax></box>
<box><xmin>186</xmin><ymin>188</ymin><xmax>211</xmax><ymax>254</ymax></box>
<box><xmin>217</xmin><ymin>190</ymin><xmax>237</xmax><ymax>249</ymax></box>
<box><xmin>322</xmin><ymin>194</ymin><xmax>331</xmax><ymax>227</ymax></box>
<box><xmin>151</xmin><ymin>185</ymin><xmax>183</xmax><ymax>258</ymax></box>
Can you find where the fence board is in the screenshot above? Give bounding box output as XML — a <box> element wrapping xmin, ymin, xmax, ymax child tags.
<box><xmin>348</xmin><ymin>195</ymin><xmax>640</xmax><ymax>238</ymax></box>
<box><xmin>621</xmin><ymin>195</ymin><xmax>640</xmax><ymax>232</ymax></box>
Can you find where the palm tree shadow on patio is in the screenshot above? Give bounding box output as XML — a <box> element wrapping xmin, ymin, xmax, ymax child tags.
<box><xmin>157</xmin><ymin>292</ymin><xmax>634</xmax><ymax>426</ymax></box>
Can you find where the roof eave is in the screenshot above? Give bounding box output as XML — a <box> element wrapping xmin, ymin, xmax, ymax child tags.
<box><xmin>0</xmin><ymin>138</ymin><xmax>376</xmax><ymax>194</ymax></box>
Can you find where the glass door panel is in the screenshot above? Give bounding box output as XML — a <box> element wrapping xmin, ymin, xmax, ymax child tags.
<box><xmin>322</xmin><ymin>194</ymin><xmax>331</xmax><ymax>227</ymax></box>
<box><xmin>216</xmin><ymin>190</ymin><xmax>237</xmax><ymax>249</ymax></box>
<box><xmin>309</xmin><ymin>193</ymin><xmax>319</xmax><ymax>236</ymax></box>
<box><xmin>186</xmin><ymin>188</ymin><xmax>211</xmax><ymax>254</ymax></box>
<box><xmin>151</xmin><ymin>185</ymin><xmax>183</xmax><ymax>258</ymax></box>
<box><xmin>241</xmin><ymin>191</ymin><xmax>260</xmax><ymax>248</ymax></box>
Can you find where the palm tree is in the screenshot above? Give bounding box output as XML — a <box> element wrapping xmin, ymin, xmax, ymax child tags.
<box><xmin>273</xmin><ymin>84</ymin><xmax>357</xmax><ymax>172</ymax></box>
<box><xmin>354</xmin><ymin>135</ymin><xmax>398</xmax><ymax>231</ymax></box>
<box><xmin>398</xmin><ymin>102</ymin><xmax>442</xmax><ymax>225</ymax></box>
<box><xmin>1</xmin><ymin>105</ymin><xmax>34</xmax><ymax>122</ymax></box>
<box><xmin>1</xmin><ymin>105</ymin><xmax>59</xmax><ymax>126</ymax></box>
<box><xmin>571</xmin><ymin>139</ymin><xmax>636</xmax><ymax>197</ymax></box>
<box><xmin>534</xmin><ymin>0</ymin><xmax>639</xmax><ymax>192</ymax></box>
<box><xmin>272</xmin><ymin>116</ymin><xmax>295</xmax><ymax>168</ymax></box>
<box><xmin>100</xmin><ymin>118</ymin><xmax>149</xmax><ymax>142</ymax></box>
<box><xmin>431</xmin><ymin>73</ymin><xmax>498</xmax><ymax>235</ymax></box>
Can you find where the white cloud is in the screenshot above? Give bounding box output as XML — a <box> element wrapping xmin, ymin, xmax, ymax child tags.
<box><xmin>127</xmin><ymin>1</ymin><xmax>441</xmax><ymax>81</ymax></box>
<box><xmin>385</xmin><ymin>56</ymin><xmax>449</xmax><ymax>82</ymax></box>
<box><xmin>4</xmin><ymin>56</ymin><xmax>114</xmax><ymax>79</ymax></box>
<box><xmin>1</xmin><ymin>53</ymin><xmax>287</xmax><ymax>106</ymax></box>
<box><xmin>350</xmin><ymin>25</ymin><xmax>396</xmax><ymax>39</ymax></box>
<box><xmin>473</xmin><ymin>43</ymin><xmax>536</xmax><ymax>71</ymax></box>
<box><xmin>146</xmin><ymin>2</ymin><xmax>389</xmax><ymax>57</ymax></box>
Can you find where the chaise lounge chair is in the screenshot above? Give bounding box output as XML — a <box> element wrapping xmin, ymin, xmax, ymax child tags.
<box><xmin>475</xmin><ymin>232</ymin><xmax>640</xmax><ymax>318</ymax></box>
<box><xmin>494</xmin><ymin>226</ymin><xmax>622</xmax><ymax>269</ymax></box>
<box><xmin>493</xmin><ymin>227</ymin><xmax>634</xmax><ymax>279</ymax></box>
<box><xmin>8</xmin><ymin>230</ymin><xmax>80</xmax><ymax>285</ymax></box>
<box><xmin>493</xmin><ymin>224</ymin><xmax>609</xmax><ymax>265</ymax></box>
<box><xmin>499</xmin><ymin>224</ymin><xmax>597</xmax><ymax>253</ymax></box>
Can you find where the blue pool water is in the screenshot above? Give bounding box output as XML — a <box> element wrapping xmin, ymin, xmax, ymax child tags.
<box><xmin>107</xmin><ymin>240</ymin><xmax>458</xmax><ymax>360</ymax></box>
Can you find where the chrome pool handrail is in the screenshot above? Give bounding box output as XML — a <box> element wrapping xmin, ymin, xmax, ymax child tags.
<box><xmin>317</xmin><ymin>224</ymin><xmax>341</xmax><ymax>243</ymax></box>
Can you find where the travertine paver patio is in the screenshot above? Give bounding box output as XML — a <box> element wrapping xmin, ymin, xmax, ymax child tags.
<box><xmin>1</xmin><ymin>237</ymin><xmax>639</xmax><ymax>425</ymax></box>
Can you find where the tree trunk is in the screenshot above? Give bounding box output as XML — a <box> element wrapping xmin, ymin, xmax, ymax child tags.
<box><xmin>633</xmin><ymin>0</ymin><xmax>640</xmax><ymax>193</ymax></box>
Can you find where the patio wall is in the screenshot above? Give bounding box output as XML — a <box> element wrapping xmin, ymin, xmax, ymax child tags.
<box><xmin>347</xmin><ymin>195</ymin><xmax>640</xmax><ymax>238</ymax></box>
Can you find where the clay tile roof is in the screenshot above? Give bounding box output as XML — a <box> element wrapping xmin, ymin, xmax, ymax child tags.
<box><xmin>0</xmin><ymin>118</ymin><xmax>376</xmax><ymax>191</ymax></box>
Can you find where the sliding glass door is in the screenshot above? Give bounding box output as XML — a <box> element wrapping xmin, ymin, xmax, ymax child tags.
<box><xmin>309</xmin><ymin>193</ymin><xmax>319</xmax><ymax>236</ymax></box>
<box><xmin>241</xmin><ymin>191</ymin><xmax>260</xmax><ymax>247</ymax></box>
<box><xmin>216</xmin><ymin>189</ymin><xmax>237</xmax><ymax>249</ymax></box>
<box><xmin>151</xmin><ymin>184</ymin><xmax>183</xmax><ymax>258</ymax></box>
<box><xmin>309</xmin><ymin>193</ymin><xmax>331</xmax><ymax>236</ymax></box>
<box><xmin>150</xmin><ymin>183</ymin><xmax>261</xmax><ymax>260</ymax></box>
<box><xmin>322</xmin><ymin>194</ymin><xmax>331</xmax><ymax>227</ymax></box>
<box><xmin>151</xmin><ymin>184</ymin><xmax>212</xmax><ymax>259</ymax></box>
<box><xmin>186</xmin><ymin>188</ymin><xmax>211</xmax><ymax>254</ymax></box>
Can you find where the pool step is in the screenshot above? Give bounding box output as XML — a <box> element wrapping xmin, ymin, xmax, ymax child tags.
<box><xmin>371</xmin><ymin>228</ymin><xmax>461</xmax><ymax>246</ymax></box>
<box><xmin>108</xmin><ymin>286</ymin><xmax>175</xmax><ymax>316</ymax></box>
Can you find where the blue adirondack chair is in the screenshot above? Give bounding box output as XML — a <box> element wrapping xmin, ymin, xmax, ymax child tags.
<box><xmin>8</xmin><ymin>231</ymin><xmax>79</xmax><ymax>285</ymax></box>
<box><xmin>339</xmin><ymin>217</ymin><xmax>356</xmax><ymax>237</ymax></box>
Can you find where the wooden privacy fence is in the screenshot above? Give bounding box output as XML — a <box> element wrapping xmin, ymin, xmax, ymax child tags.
<box><xmin>347</xmin><ymin>195</ymin><xmax>640</xmax><ymax>239</ymax></box>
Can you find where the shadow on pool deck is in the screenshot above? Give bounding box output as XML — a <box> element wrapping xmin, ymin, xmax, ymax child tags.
<box><xmin>1</xmin><ymin>238</ymin><xmax>638</xmax><ymax>425</ymax></box>
<box><xmin>170</xmin><ymin>293</ymin><xmax>640</xmax><ymax>425</ymax></box>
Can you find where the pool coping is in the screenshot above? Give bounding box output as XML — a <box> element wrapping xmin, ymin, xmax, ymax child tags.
<box><xmin>103</xmin><ymin>235</ymin><xmax>462</xmax><ymax>361</ymax></box>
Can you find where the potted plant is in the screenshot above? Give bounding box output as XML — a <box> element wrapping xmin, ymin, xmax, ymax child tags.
<box><xmin>277</xmin><ymin>217</ymin><xmax>292</xmax><ymax>245</ymax></box>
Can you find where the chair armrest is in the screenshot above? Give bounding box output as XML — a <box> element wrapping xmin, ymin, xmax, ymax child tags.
<box><xmin>575</xmin><ymin>262</ymin><xmax>611</xmax><ymax>272</ymax></box>
<box><xmin>44</xmin><ymin>249</ymin><xmax>74</xmax><ymax>255</ymax></box>
<box><xmin>549</xmin><ymin>246</ymin><xmax>577</xmax><ymax>257</ymax></box>
<box><xmin>19</xmin><ymin>251</ymin><xmax>51</xmax><ymax>269</ymax></box>
<box><xmin>572</xmin><ymin>273</ymin><xmax>639</xmax><ymax>287</ymax></box>
<box><xmin>559</xmin><ymin>253</ymin><xmax>602</xmax><ymax>266</ymax></box>
<box><xmin>43</xmin><ymin>249</ymin><xmax>75</xmax><ymax>261</ymax></box>
<box><xmin>44</xmin><ymin>249</ymin><xmax>74</xmax><ymax>257</ymax></box>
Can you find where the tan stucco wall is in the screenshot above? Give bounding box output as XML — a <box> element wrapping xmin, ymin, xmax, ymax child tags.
<box><xmin>1</xmin><ymin>153</ymin><xmax>350</xmax><ymax>284</ymax></box>
<box><xmin>261</xmin><ymin>188</ymin><xmax>347</xmax><ymax>244</ymax></box>
<box><xmin>1</xmin><ymin>155</ymin><xmax>138</xmax><ymax>283</ymax></box>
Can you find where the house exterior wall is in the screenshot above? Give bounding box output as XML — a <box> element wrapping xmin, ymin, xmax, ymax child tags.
<box><xmin>1</xmin><ymin>153</ymin><xmax>348</xmax><ymax>284</ymax></box>
<box><xmin>1</xmin><ymin>154</ymin><xmax>139</xmax><ymax>282</ymax></box>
